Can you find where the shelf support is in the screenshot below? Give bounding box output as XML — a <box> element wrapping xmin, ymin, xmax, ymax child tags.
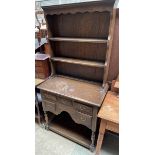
<box><xmin>103</xmin><ymin>7</ymin><xmax>117</xmax><ymax>87</ymax></box>
<box><xmin>44</xmin><ymin>13</ymin><xmax>56</xmax><ymax>76</ymax></box>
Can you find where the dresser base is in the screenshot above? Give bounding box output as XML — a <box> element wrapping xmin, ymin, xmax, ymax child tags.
<box><xmin>47</xmin><ymin>112</ymin><xmax>93</xmax><ymax>150</ymax></box>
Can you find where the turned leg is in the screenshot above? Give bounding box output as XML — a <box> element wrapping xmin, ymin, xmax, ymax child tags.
<box><xmin>44</xmin><ymin>111</ymin><xmax>49</xmax><ymax>130</ymax></box>
<box><xmin>90</xmin><ymin>131</ymin><xmax>95</xmax><ymax>152</ymax></box>
<box><xmin>95</xmin><ymin>120</ymin><xmax>106</xmax><ymax>155</ymax></box>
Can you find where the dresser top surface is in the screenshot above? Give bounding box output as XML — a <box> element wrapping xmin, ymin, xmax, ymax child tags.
<box><xmin>98</xmin><ymin>91</ymin><xmax>119</xmax><ymax>123</ymax></box>
<box><xmin>37</xmin><ymin>75</ymin><xmax>108</xmax><ymax>107</ymax></box>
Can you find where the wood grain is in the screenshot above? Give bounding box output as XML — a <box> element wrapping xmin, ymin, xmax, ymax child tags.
<box><xmin>47</xmin><ymin>12</ymin><xmax>110</xmax><ymax>38</ymax></box>
<box><xmin>40</xmin><ymin>0</ymin><xmax>117</xmax><ymax>151</ymax></box>
<box><xmin>95</xmin><ymin>90</ymin><xmax>119</xmax><ymax>155</ymax></box>
<box><xmin>38</xmin><ymin>75</ymin><xmax>108</xmax><ymax>107</ymax></box>
<box><xmin>107</xmin><ymin>8</ymin><xmax>119</xmax><ymax>82</ymax></box>
<box><xmin>35</xmin><ymin>54</ymin><xmax>51</xmax><ymax>79</ymax></box>
<box><xmin>95</xmin><ymin>120</ymin><xmax>106</xmax><ymax>155</ymax></box>
<box><xmin>51</xmin><ymin>41</ymin><xmax>107</xmax><ymax>62</ymax></box>
<box><xmin>54</xmin><ymin>62</ymin><xmax>104</xmax><ymax>83</ymax></box>
<box><xmin>51</xmin><ymin>57</ymin><xmax>105</xmax><ymax>68</ymax></box>
<box><xmin>103</xmin><ymin>8</ymin><xmax>117</xmax><ymax>86</ymax></box>
<box><xmin>98</xmin><ymin>91</ymin><xmax>119</xmax><ymax>124</ymax></box>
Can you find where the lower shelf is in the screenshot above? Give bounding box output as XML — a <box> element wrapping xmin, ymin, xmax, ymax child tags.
<box><xmin>48</xmin><ymin>112</ymin><xmax>92</xmax><ymax>149</ymax></box>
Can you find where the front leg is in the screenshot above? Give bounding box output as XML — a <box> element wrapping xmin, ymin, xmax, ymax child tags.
<box><xmin>90</xmin><ymin>131</ymin><xmax>95</xmax><ymax>152</ymax></box>
<box><xmin>90</xmin><ymin>107</ymin><xmax>98</xmax><ymax>152</ymax></box>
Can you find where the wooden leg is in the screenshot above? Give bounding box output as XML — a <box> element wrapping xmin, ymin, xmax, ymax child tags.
<box><xmin>95</xmin><ymin>120</ymin><xmax>106</xmax><ymax>155</ymax></box>
<box><xmin>90</xmin><ymin>131</ymin><xmax>95</xmax><ymax>152</ymax></box>
<box><xmin>44</xmin><ymin>111</ymin><xmax>49</xmax><ymax>130</ymax></box>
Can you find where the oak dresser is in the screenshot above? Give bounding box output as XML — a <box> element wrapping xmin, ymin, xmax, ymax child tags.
<box><xmin>37</xmin><ymin>0</ymin><xmax>118</xmax><ymax>151</ymax></box>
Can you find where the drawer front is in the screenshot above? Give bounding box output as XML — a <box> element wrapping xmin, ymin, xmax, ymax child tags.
<box><xmin>35</xmin><ymin>66</ymin><xmax>44</xmax><ymax>73</ymax></box>
<box><xmin>58</xmin><ymin>97</ymin><xmax>72</xmax><ymax>107</ymax></box>
<box><xmin>74</xmin><ymin>101</ymin><xmax>93</xmax><ymax>116</ymax></box>
<box><xmin>35</xmin><ymin>61</ymin><xmax>43</xmax><ymax>67</ymax></box>
<box><xmin>76</xmin><ymin>111</ymin><xmax>92</xmax><ymax>129</ymax></box>
<box><xmin>42</xmin><ymin>100</ymin><xmax>56</xmax><ymax>113</ymax></box>
<box><xmin>42</xmin><ymin>92</ymin><xmax>57</xmax><ymax>102</ymax></box>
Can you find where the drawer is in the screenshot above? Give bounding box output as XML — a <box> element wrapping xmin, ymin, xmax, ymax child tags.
<box><xmin>75</xmin><ymin>111</ymin><xmax>92</xmax><ymax>129</ymax></box>
<box><xmin>35</xmin><ymin>61</ymin><xmax>43</xmax><ymax>67</ymax></box>
<box><xmin>41</xmin><ymin>92</ymin><xmax>57</xmax><ymax>102</ymax></box>
<box><xmin>58</xmin><ymin>97</ymin><xmax>72</xmax><ymax>107</ymax></box>
<box><xmin>35</xmin><ymin>66</ymin><xmax>44</xmax><ymax>73</ymax></box>
<box><xmin>42</xmin><ymin>100</ymin><xmax>56</xmax><ymax>113</ymax></box>
<box><xmin>74</xmin><ymin>101</ymin><xmax>93</xmax><ymax>116</ymax></box>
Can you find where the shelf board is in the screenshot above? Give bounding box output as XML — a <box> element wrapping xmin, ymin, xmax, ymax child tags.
<box><xmin>48</xmin><ymin>37</ymin><xmax>108</xmax><ymax>43</ymax></box>
<box><xmin>51</xmin><ymin>57</ymin><xmax>105</xmax><ymax>68</ymax></box>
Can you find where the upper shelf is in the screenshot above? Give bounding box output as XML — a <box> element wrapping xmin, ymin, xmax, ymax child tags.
<box><xmin>51</xmin><ymin>57</ymin><xmax>105</xmax><ymax>68</ymax></box>
<box><xmin>48</xmin><ymin>37</ymin><xmax>108</xmax><ymax>44</ymax></box>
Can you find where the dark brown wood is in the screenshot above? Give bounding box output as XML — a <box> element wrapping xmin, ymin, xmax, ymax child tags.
<box><xmin>107</xmin><ymin>8</ymin><xmax>119</xmax><ymax>82</ymax></box>
<box><xmin>42</xmin><ymin>0</ymin><xmax>114</xmax><ymax>15</ymax></box>
<box><xmin>48</xmin><ymin>111</ymin><xmax>92</xmax><ymax>148</ymax></box>
<box><xmin>54</xmin><ymin>61</ymin><xmax>104</xmax><ymax>82</ymax></box>
<box><xmin>103</xmin><ymin>8</ymin><xmax>117</xmax><ymax>86</ymax></box>
<box><xmin>43</xmin><ymin>14</ymin><xmax>55</xmax><ymax>76</ymax></box>
<box><xmin>90</xmin><ymin>131</ymin><xmax>95</xmax><ymax>151</ymax></box>
<box><xmin>50</xmin><ymin>41</ymin><xmax>107</xmax><ymax>62</ymax></box>
<box><xmin>51</xmin><ymin>57</ymin><xmax>105</xmax><ymax>68</ymax></box>
<box><xmin>47</xmin><ymin>12</ymin><xmax>110</xmax><ymax>39</ymax></box>
<box><xmin>35</xmin><ymin>54</ymin><xmax>51</xmax><ymax>79</ymax></box>
<box><xmin>38</xmin><ymin>76</ymin><xmax>108</xmax><ymax>151</ymax></box>
<box><xmin>38</xmin><ymin>75</ymin><xmax>108</xmax><ymax>107</ymax></box>
<box><xmin>37</xmin><ymin>0</ymin><xmax>117</xmax><ymax>151</ymax></box>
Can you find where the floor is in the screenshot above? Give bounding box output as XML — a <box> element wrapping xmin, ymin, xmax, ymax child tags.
<box><xmin>35</xmin><ymin>123</ymin><xmax>119</xmax><ymax>155</ymax></box>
